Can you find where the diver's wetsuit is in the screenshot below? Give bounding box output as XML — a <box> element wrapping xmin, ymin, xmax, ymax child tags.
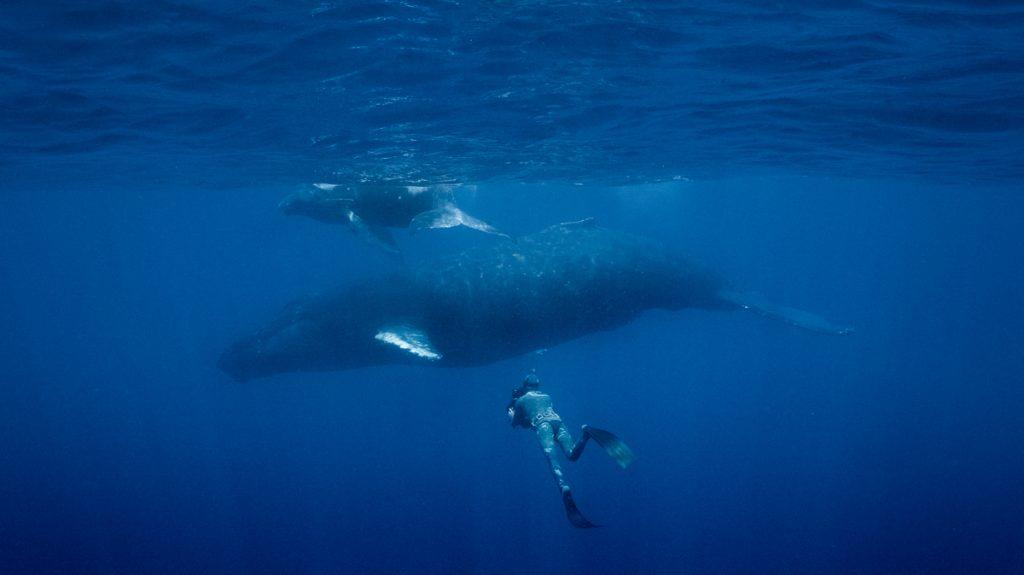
<box><xmin>508</xmin><ymin>389</ymin><xmax>590</xmax><ymax>493</ymax></box>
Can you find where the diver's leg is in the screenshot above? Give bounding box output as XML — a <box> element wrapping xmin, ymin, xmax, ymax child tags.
<box><xmin>555</xmin><ymin>422</ymin><xmax>591</xmax><ymax>462</ymax></box>
<box><xmin>536</xmin><ymin>422</ymin><xmax>569</xmax><ymax>493</ymax></box>
<box><xmin>538</xmin><ymin>423</ymin><xmax>597</xmax><ymax>528</ymax></box>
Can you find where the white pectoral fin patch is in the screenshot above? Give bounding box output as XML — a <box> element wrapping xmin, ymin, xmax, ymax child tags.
<box><xmin>374</xmin><ymin>325</ymin><xmax>442</xmax><ymax>360</ymax></box>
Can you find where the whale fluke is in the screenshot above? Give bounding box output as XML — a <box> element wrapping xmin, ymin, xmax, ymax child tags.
<box><xmin>718</xmin><ymin>291</ymin><xmax>854</xmax><ymax>335</ymax></box>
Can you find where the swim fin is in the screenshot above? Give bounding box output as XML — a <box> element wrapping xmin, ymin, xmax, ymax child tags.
<box><xmin>583</xmin><ymin>425</ymin><xmax>635</xmax><ymax>469</ymax></box>
<box><xmin>562</xmin><ymin>489</ymin><xmax>599</xmax><ymax>529</ymax></box>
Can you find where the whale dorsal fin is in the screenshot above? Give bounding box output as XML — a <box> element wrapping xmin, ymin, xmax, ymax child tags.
<box><xmin>546</xmin><ymin>217</ymin><xmax>597</xmax><ymax>231</ymax></box>
<box><xmin>374</xmin><ymin>325</ymin><xmax>442</xmax><ymax>361</ymax></box>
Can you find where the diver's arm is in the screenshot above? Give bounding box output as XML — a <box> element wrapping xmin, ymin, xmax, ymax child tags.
<box><xmin>508</xmin><ymin>388</ymin><xmax>530</xmax><ymax>427</ymax></box>
<box><xmin>507</xmin><ymin>387</ymin><xmax>527</xmax><ymax>411</ymax></box>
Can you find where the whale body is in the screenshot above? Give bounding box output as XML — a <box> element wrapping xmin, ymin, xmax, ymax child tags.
<box><xmin>219</xmin><ymin>220</ymin><xmax>849</xmax><ymax>382</ymax></box>
<box><xmin>278</xmin><ymin>183</ymin><xmax>505</xmax><ymax>252</ymax></box>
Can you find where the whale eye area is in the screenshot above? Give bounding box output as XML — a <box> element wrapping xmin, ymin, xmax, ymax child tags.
<box><xmin>259</xmin><ymin>321</ymin><xmax>316</xmax><ymax>357</ymax></box>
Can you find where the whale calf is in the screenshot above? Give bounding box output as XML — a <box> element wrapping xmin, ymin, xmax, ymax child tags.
<box><xmin>278</xmin><ymin>182</ymin><xmax>506</xmax><ymax>252</ymax></box>
<box><xmin>219</xmin><ymin>219</ymin><xmax>850</xmax><ymax>382</ymax></box>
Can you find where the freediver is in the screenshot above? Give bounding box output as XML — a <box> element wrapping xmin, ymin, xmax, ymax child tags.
<box><xmin>507</xmin><ymin>372</ymin><xmax>635</xmax><ymax>528</ymax></box>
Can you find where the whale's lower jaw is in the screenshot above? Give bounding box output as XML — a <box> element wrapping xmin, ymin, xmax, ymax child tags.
<box><xmin>218</xmin><ymin>345</ymin><xmax>254</xmax><ymax>383</ymax></box>
<box><xmin>217</xmin><ymin>334</ymin><xmax>303</xmax><ymax>382</ymax></box>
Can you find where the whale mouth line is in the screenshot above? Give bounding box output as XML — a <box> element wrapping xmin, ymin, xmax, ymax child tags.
<box><xmin>217</xmin><ymin>348</ymin><xmax>251</xmax><ymax>383</ymax></box>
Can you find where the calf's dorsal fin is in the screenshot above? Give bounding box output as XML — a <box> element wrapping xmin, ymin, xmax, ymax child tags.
<box><xmin>550</xmin><ymin>217</ymin><xmax>597</xmax><ymax>230</ymax></box>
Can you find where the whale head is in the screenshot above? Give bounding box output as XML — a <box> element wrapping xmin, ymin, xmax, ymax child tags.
<box><xmin>218</xmin><ymin>316</ymin><xmax>328</xmax><ymax>382</ymax></box>
<box><xmin>278</xmin><ymin>189</ymin><xmax>319</xmax><ymax>216</ymax></box>
<box><xmin>217</xmin><ymin>291</ymin><xmax>397</xmax><ymax>382</ymax></box>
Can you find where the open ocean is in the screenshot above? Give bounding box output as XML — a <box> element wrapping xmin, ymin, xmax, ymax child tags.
<box><xmin>2</xmin><ymin>2</ymin><xmax>1023</xmax><ymax>574</ymax></box>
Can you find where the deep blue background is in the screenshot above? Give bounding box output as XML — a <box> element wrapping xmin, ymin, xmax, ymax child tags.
<box><xmin>2</xmin><ymin>2</ymin><xmax>1024</xmax><ymax>574</ymax></box>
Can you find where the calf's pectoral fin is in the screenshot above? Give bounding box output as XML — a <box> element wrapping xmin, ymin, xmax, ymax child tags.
<box><xmin>374</xmin><ymin>325</ymin><xmax>442</xmax><ymax>361</ymax></box>
<box><xmin>409</xmin><ymin>205</ymin><xmax>509</xmax><ymax>238</ymax></box>
<box><xmin>346</xmin><ymin>209</ymin><xmax>399</xmax><ymax>253</ymax></box>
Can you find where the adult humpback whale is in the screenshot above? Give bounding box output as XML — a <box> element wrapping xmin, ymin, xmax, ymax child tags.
<box><xmin>219</xmin><ymin>220</ymin><xmax>850</xmax><ymax>382</ymax></box>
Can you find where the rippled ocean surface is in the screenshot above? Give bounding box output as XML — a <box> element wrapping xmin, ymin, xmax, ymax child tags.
<box><xmin>3</xmin><ymin>1</ymin><xmax>1024</xmax><ymax>186</ymax></box>
<box><xmin>2</xmin><ymin>2</ymin><xmax>1024</xmax><ymax>575</ymax></box>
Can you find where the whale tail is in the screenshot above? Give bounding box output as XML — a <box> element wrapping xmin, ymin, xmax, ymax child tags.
<box><xmin>409</xmin><ymin>205</ymin><xmax>509</xmax><ymax>238</ymax></box>
<box><xmin>718</xmin><ymin>291</ymin><xmax>853</xmax><ymax>335</ymax></box>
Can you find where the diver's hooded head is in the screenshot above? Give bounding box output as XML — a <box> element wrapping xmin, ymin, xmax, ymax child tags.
<box><xmin>523</xmin><ymin>373</ymin><xmax>541</xmax><ymax>390</ymax></box>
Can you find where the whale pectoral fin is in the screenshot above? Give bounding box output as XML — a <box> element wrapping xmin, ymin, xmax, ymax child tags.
<box><xmin>410</xmin><ymin>207</ymin><xmax>460</xmax><ymax>230</ymax></box>
<box><xmin>346</xmin><ymin>210</ymin><xmax>399</xmax><ymax>253</ymax></box>
<box><xmin>364</xmin><ymin>225</ymin><xmax>398</xmax><ymax>252</ymax></box>
<box><xmin>410</xmin><ymin>205</ymin><xmax>509</xmax><ymax>238</ymax></box>
<box><xmin>455</xmin><ymin>210</ymin><xmax>508</xmax><ymax>237</ymax></box>
<box><xmin>374</xmin><ymin>325</ymin><xmax>442</xmax><ymax>361</ymax></box>
<box><xmin>718</xmin><ymin>291</ymin><xmax>854</xmax><ymax>335</ymax></box>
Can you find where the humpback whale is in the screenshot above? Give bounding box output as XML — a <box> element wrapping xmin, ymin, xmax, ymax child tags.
<box><xmin>219</xmin><ymin>219</ymin><xmax>850</xmax><ymax>382</ymax></box>
<box><xmin>278</xmin><ymin>182</ymin><xmax>506</xmax><ymax>252</ymax></box>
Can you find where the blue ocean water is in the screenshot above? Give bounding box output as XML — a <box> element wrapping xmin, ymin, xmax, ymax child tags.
<box><xmin>1</xmin><ymin>2</ymin><xmax>1023</xmax><ymax>574</ymax></box>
